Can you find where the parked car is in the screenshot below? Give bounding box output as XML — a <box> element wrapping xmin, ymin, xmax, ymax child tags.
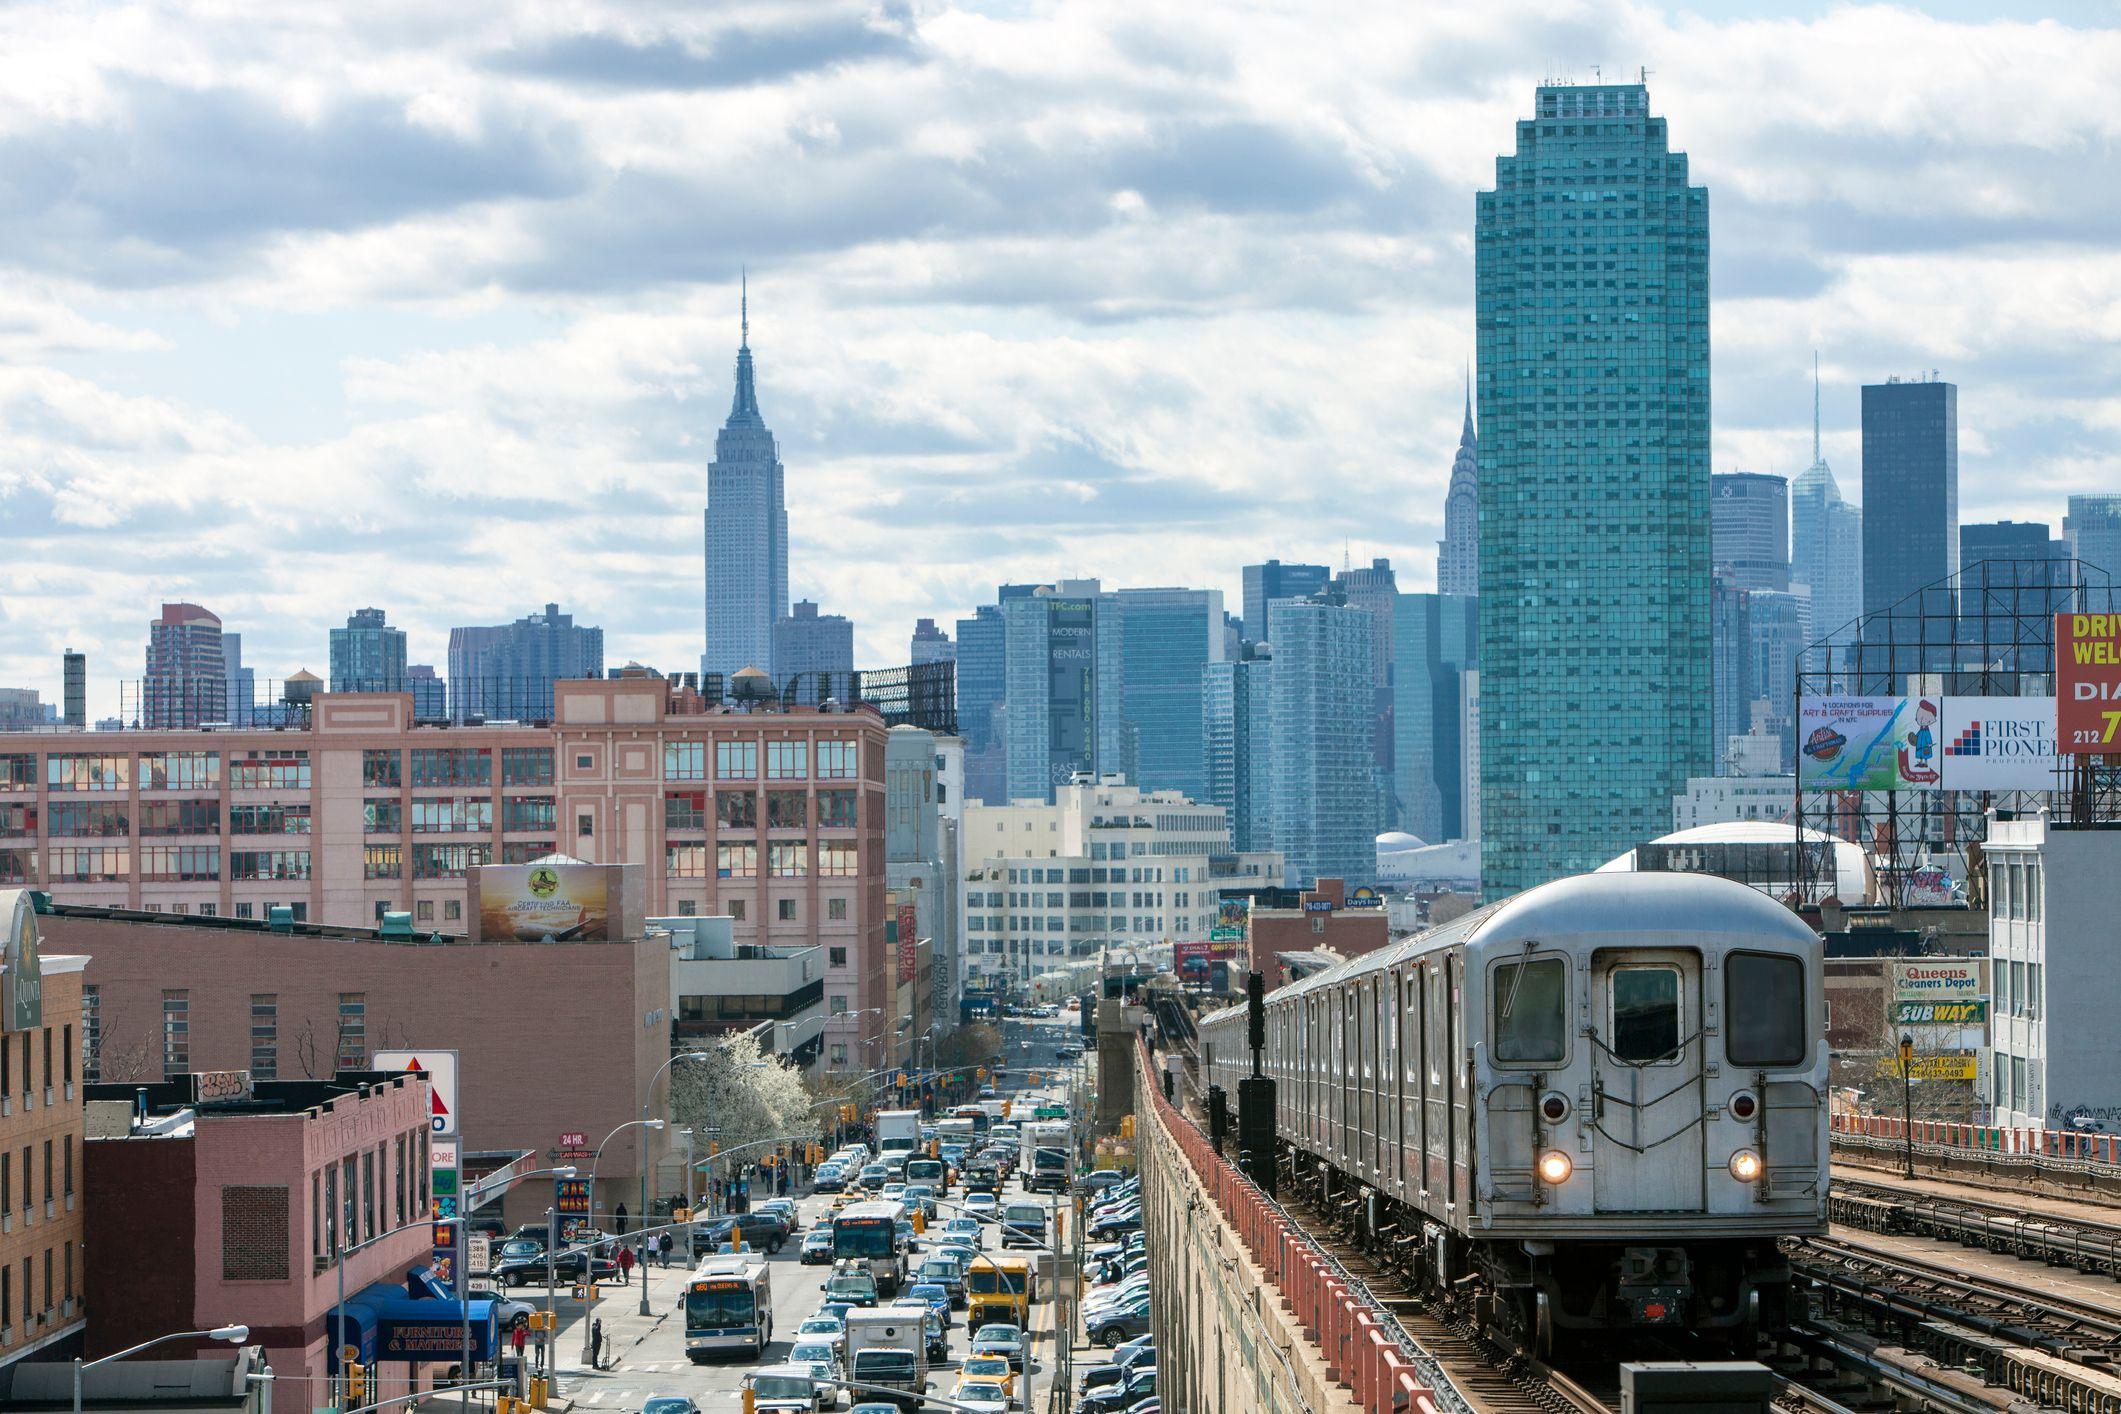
<box><xmin>1088</xmin><ymin>1300</ymin><xmax>1151</xmax><ymax>1348</ymax></box>
<box><xmin>693</xmin><ymin>1213</ymin><xmax>788</xmax><ymax>1255</ymax></box>
<box><xmin>1078</xmin><ymin>1337</ymin><xmax>1154</xmax><ymax>1394</ymax></box>
<box><xmin>493</xmin><ymin>1247</ymin><xmax>612</xmax><ymax>1288</ymax></box>
<box><xmin>801</xmin><ymin>1229</ymin><xmax>836</xmax><ymax>1265</ymax></box>
<box><xmin>1076</xmin><ymin>1367</ymin><xmax>1155</xmax><ymax>1414</ymax></box>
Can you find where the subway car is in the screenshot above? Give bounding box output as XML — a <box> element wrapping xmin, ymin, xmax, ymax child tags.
<box><xmin>1199</xmin><ymin>871</ymin><xmax>1826</xmax><ymax>1353</ymax></box>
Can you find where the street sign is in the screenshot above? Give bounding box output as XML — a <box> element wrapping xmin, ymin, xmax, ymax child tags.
<box><xmin>558</xmin><ymin>1130</ymin><xmax>586</xmax><ymax>1150</ymax></box>
<box><xmin>468</xmin><ymin>1234</ymin><xmax>491</xmax><ymax>1275</ymax></box>
<box><xmin>373</xmin><ymin>1049</ymin><xmax>460</xmax><ymax>1137</ymax></box>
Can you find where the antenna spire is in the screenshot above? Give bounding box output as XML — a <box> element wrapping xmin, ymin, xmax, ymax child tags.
<box><xmin>741</xmin><ymin>267</ymin><xmax>749</xmax><ymax>350</ymax></box>
<box><xmin>1812</xmin><ymin>350</ymin><xmax>1821</xmax><ymax>464</ymax></box>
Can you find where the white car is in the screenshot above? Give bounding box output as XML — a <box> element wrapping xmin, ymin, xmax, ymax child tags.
<box><xmin>953</xmin><ymin>1379</ymin><xmax>1011</xmax><ymax>1414</ymax></box>
<box><xmin>963</xmin><ymin>1192</ymin><xmax>1000</xmax><ymax>1221</ymax></box>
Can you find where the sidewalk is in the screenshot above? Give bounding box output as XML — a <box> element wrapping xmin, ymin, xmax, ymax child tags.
<box><xmin>537</xmin><ymin>1251</ymin><xmax>695</xmax><ymax>1407</ymax></box>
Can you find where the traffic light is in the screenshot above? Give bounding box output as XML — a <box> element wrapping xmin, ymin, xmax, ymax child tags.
<box><xmin>345</xmin><ymin>1360</ymin><xmax>369</xmax><ymax>1410</ymax></box>
<box><xmin>708</xmin><ymin>1140</ymin><xmax>719</xmax><ymax>1157</ymax></box>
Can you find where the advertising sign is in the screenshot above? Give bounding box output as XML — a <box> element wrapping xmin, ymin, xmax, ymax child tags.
<box><xmin>2057</xmin><ymin>613</ymin><xmax>2121</xmax><ymax>754</ymax></box>
<box><xmin>1345</xmin><ymin>886</ymin><xmax>1383</xmax><ymax>908</ymax></box>
<box><xmin>1891</xmin><ymin>960</ymin><xmax>1982</xmax><ymax>1002</ymax></box>
<box><xmin>378</xmin><ymin>1318</ymin><xmax>493</xmax><ymax>1363</ymax></box>
<box><xmin>1799</xmin><ymin>696</ymin><xmax>1940</xmax><ymax>790</ymax></box>
<box><xmin>373</xmin><ymin>1049</ymin><xmax>459</xmax><ymax>1137</ymax></box>
<box><xmin>1</xmin><ymin>889</ymin><xmax>43</xmax><ymax>1032</ymax></box>
<box><xmin>1302</xmin><ymin>898</ymin><xmax>1335</xmax><ymax>913</ymax></box>
<box><xmin>1939</xmin><ymin>696</ymin><xmax>2057</xmax><ymax>790</ymax></box>
<box><xmin>1878</xmin><ymin>1052</ymin><xmax>1978</xmax><ymax>1082</ymax></box>
<box><xmin>897</xmin><ymin>903</ymin><xmax>919</xmax><ymax>984</ymax></box>
<box><xmin>1894</xmin><ymin>999</ymin><xmax>1988</xmax><ymax>1026</ymax></box>
<box><xmin>554</xmin><ymin>1175</ymin><xmax>592</xmax><ymax>1248</ymax></box>
<box><xmin>1210</xmin><ymin>896</ymin><xmax>1249</xmax><ymax>943</ymax></box>
<box><xmin>477</xmin><ymin>861</ymin><xmax>610</xmax><ymax>942</ymax></box>
<box><xmin>1900</xmin><ymin>865</ymin><xmax>1957</xmax><ymax>906</ymax></box>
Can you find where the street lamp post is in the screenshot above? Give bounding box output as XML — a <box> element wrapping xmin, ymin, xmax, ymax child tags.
<box><xmin>75</xmin><ymin>1326</ymin><xmax>249</xmax><ymax>1414</ymax></box>
<box><xmin>637</xmin><ymin>1049</ymin><xmax>719</xmax><ymax>1317</ymax></box>
<box><xmin>1900</xmin><ymin>1031</ymin><xmax>1917</xmax><ymax>1179</ymax></box>
<box><xmin>581</xmin><ymin>1118</ymin><xmax>662</xmax><ymax>1362</ymax></box>
<box><xmin>330</xmin><ymin>1210</ymin><xmax>480</xmax><ymax>1413</ymax></box>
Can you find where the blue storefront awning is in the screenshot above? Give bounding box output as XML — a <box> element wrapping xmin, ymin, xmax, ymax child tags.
<box><xmin>328</xmin><ymin>1266</ymin><xmax>498</xmax><ymax>1370</ymax></box>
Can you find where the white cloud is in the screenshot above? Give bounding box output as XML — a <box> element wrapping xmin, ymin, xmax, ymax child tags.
<box><xmin>0</xmin><ymin>0</ymin><xmax>2116</xmax><ymax>708</ymax></box>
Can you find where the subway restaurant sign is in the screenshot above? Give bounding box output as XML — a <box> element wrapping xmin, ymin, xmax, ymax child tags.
<box><xmin>1894</xmin><ymin>999</ymin><xmax>1987</xmax><ymax>1026</ymax></box>
<box><xmin>1</xmin><ymin>890</ymin><xmax>43</xmax><ymax>1032</ymax></box>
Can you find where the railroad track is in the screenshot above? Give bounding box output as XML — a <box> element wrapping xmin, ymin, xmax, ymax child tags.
<box><xmin>1830</xmin><ymin>1177</ymin><xmax>2121</xmax><ymax>1279</ymax></box>
<box><xmin>1795</xmin><ymin>1231</ymin><xmax>2121</xmax><ymax>1357</ymax></box>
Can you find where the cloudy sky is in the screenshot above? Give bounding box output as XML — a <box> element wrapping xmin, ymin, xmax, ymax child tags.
<box><xmin>3</xmin><ymin>0</ymin><xmax>2118</xmax><ymax>714</ymax></box>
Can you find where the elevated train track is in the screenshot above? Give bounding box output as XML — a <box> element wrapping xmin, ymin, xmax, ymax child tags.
<box><xmin>1830</xmin><ymin>1179</ymin><xmax>2121</xmax><ymax>1280</ymax></box>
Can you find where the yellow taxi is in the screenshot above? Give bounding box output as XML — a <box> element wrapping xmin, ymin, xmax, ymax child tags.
<box><xmin>958</xmin><ymin>1355</ymin><xmax>1016</xmax><ymax>1397</ymax></box>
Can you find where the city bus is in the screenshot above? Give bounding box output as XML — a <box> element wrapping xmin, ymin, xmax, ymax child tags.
<box><xmin>684</xmin><ymin>1254</ymin><xmax>772</xmax><ymax>1361</ymax></box>
<box><xmin>964</xmin><ymin>1253</ymin><xmax>1034</xmax><ymax>1331</ymax></box>
<box><xmin>831</xmin><ymin>1199</ymin><xmax>910</xmax><ymax>1297</ymax></box>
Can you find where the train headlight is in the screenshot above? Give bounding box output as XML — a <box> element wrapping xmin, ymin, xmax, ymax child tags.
<box><xmin>1728</xmin><ymin>1148</ymin><xmax>1764</xmax><ymax>1183</ymax></box>
<box><xmin>1539</xmin><ymin>1091</ymin><xmax>1572</xmax><ymax>1125</ymax></box>
<box><xmin>1536</xmin><ymin>1150</ymin><xmax>1573</xmax><ymax>1185</ymax></box>
<box><xmin>1727</xmin><ymin>1090</ymin><xmax>1759</xmax><ymax>1122</ymax></box>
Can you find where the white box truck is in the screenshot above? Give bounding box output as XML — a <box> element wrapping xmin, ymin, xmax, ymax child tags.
<box><xmin>875</xmin><ymin>1108</ymin><xmax>922</xmax><ymax>1155</ymax></box>
<box><xmin>842</xmin><ymin>1306</ymin><xmax>929</xmax><ymax>1411</ymax></box>
<box><xmin>1020</xmin><ymin>1119</ymin><xmax>1072</xmax><ymax>1193</ymax></box>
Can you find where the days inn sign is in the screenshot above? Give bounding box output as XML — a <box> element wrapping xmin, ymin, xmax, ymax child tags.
<box><xmin>1</xmin><ymin>889</ymin><xmax>44</xmax><ymax>1032</ymax></box>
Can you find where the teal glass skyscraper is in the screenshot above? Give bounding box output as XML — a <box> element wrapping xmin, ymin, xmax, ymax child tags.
<box><xmin>1476</xmin><ymin>83</ymin><xmax>1712</xmax><ymax>897</ymax></box>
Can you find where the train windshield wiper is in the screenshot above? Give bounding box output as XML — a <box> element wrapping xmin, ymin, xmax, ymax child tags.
<box><xmin>1498</xmin><ymin>939</ymin><xmax>1536</xmax><ymax>1023</ymax></box>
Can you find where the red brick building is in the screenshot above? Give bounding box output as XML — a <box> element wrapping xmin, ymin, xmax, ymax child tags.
<box><xmin>1247</xmin><ymin>878</ymin><xmax>1390</xmax><ymax>988</ymax></box>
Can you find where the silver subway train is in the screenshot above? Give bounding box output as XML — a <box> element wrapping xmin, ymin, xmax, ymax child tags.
<box><xmin>1199</xmin><ymin>871</ymin><xmax>1826</xmax><ymax>1353</ymax></box>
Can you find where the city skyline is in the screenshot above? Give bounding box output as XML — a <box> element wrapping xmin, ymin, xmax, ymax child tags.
<box><xmin>4</xmin><ymin>5</ymin><xmax>2120</xmax><ymax>708</ymax></box>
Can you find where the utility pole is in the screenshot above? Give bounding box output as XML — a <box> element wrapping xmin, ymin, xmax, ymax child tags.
<box><xmin>1900</xmin><ymin>1031</ymin><xmax>1917</xmax><ymax>1179</ymax></box>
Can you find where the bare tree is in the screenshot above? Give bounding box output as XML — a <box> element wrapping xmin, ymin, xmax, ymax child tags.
<box><xmin>291</xmin><ymin>1020</ymin><xmax>326</xmax><ymax>1080</ymax></box>
<box><xmin>94</xmin><ymin>1026</ymin><xmax>154</xmax><ymax>1083</ymax></box>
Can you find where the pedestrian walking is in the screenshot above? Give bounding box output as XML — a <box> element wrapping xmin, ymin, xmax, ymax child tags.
<box><xmin>658</xmin><ymin>1230</ymin><xmax>673</xmax><ymax>1267</ymax></box>
<box><xmin>614</xmin><ymin>1201</ymin><xmax>629</xmax><ymax>1236</ymax></box>
<box><xmin>589</xmin><ymin>1318</ymin><xmax>604</xmax><ymax>1371</ymax></box>
<box><xmin>617</xmin><ymin>1243</ymin><xmax>636</xmax><ymax>1288</ymax></box>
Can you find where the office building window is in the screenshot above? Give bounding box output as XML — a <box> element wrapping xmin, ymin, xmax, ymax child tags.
<box><xmin>229</xmin><ymin>802</ymin><xmax>312</xmax><ymax>835</ymax></box>
<box><xmin>727</xmin><ymin>898</ymin><xmax>746</xmax><ymax>921</ymax></box>
<box><xmin>81</xmin><ymin>987</ymin><xmax>99</xmax><ymax>1082</ymax></box>
<box><xmin>140</xmin><ymin>750</ymin><xmax>221</xmax><ymax>789</ymax></box>
<box><xmin>410</xmin><ymin>748</ymin><xmax>491</xmax><ymax>788</ymax></box>
<box><xmin>665</xmin><ymin>792</ymin><xmax>706</xmax><ymax>831</ymax></box>
<box><xmin>664</xmin><ymin>741</ymin><xmax>706</xmax><ymax>781</ymax></box>
<box><xmin>139</xmin><ymin>798</ymin><xmax>220</xmax><ymax>835</ymax></box>
<box><xmin>251</xmin><ymin>995</ymin><xmax>278</xmax><ymax>1079</ymax></box>
<box><xmin>162</xmin><ymin>991</ymin><xmax>189</xmax><ymax>1076</ymax></box>
<box><xmin>502</xmin><ymin>747</ymin><xmax>555</xmax><ymax>786</ymax></box>
<box><xmin>815</xmin><ymin>742</ymin><xmax>858</xmax><ymax>779</ymax></box>
<box><xmin>717</xmin><ymin>843</ymin><xmax>758</xmax><ymax>878</ymax></box>
<box><xmin>229</xmin><ymin>750</ymin><xmax>310</xmax><ymax>790</ymax></box>
<box><xmin>827</xmin><ymin>897</ymin><xmax>847</xmax><ymax>920</ymax></box>
<box><xmin>363</xmin><ymin>845</ymin><xmax>402</xmax><ymax>880</ymax></box>
<box><xmin>362</xmin><ymin>750</ymin><xmax>403</xmax><ymax>788</ymax></box>
<box><xmin>767</xmin><ymin>791</ymin><xmax>808</xmax><ymax>828</ymax></box>
<box><xmin>412</xmin><ymin>843</ymin><xmax>489</xmax><ymax>879</ymax></box>
<box><xmin>138</xmin><ymin>845</ymin><xmax>221</xmax><ymax>882</ymax></box>
<box><xmin>337</xmin><ymin>994</ymin><xmax>366</xmax><ymax>1069</ymax></box>
<box><xmin>0</xmin><ymin>755</ymin><xmax>33</xmax><ymax>792</ymax></box>
<box><xmin>667</xmin><ymin>844</ymin><xmax>710</xmax><ymax>879</ymax></box>
<box><xmin>769</xmin><ymin>843</ymin><xmax>808</xmax><ymax>877</ymax></box>
<box><xmin>828</xmin><ymin>947</ymin><xmax>847</xmax><ymax>967</ymax></box>
<box><xmin>818</xmin><ymin>842</ymin><xmax>858</xmax><ymax>877</ymax></box>
<box><xmin>716</xmin><ymin>741</ymin><xmax>758</xmax><ymax>780</ymax></box>
<box><xmin>46</xmin><ymin>754</ymin><xmax>130</xmax><ymax>791</ymax></box>
<box><xmin>500</xmin><ymin>841</ymin><xmax>553</xmax><ymax>863</ymax></box>
<box><xmin>777</xmin><ymin>898</ymin><xmax>797</xmax><ymax>921</ymax></box>
<box><xmin>230</xmin><ymin>850</ymin><xmax>311</xmax><ymax>881</ymax></box>
<box><xmin>716</xmin><ymin>792</ymin><xmax>758</xmax><ymax>829</ymax></box>
<box><xmin>817</xmin><ymin>790</ymin><xmax>857</xmax><ymax>828</ymax></box>
<box><xmin>766</xmin><ymin>742</ymin><xmax>808</xmax><ymax>779</ymax></box>
<box><xmin>415</xmin><ymin>900</ymin><xmax>433</xmax><ymax>922</ymax></box>
<box><xmin>410</xmin><ymin>797</ymin><xmax>493</xmax><ymax>833</ymax></box>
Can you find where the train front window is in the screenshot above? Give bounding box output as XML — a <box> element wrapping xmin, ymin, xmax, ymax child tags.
<box><xmin>1611</xmin><ymin>966</ymin><xmax>1681</xmax><ymax>1061</ymax></box>
<box><xmin>1491</xmin><ymin>957</ymin><xmax>1566</xmax><ymax>1063</ymax></box>
<box><xmin>1725</xmin><ymin>952</ymin><xmax>1805</xmax><ymax>1065</ymax></box>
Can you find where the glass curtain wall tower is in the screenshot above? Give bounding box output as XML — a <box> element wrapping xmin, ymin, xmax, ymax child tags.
<box><xmin>1476</xmin><ymin>83</ymin><xmax>1712</xmax><ymax>897</ymax></box>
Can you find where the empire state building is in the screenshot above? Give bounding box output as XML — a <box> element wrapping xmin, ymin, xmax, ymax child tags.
<box><xmin>703</xmin><ymin>284</ymin><xmax>789</xmax><ymax>682</ymax></box>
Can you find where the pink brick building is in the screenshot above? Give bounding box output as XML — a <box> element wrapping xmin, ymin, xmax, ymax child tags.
<box><xmin>0</xmin><ymin>679</ymin><xmax>894</xmax><ymax>1073</ymax></box>
<box><xmin>84</xmin><ymin>1071</ymin><xmax>438</xmax><ymax>1402</ymax></box>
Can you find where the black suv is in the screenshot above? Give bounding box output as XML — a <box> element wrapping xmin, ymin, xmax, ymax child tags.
<box><xmin>691</xmin><ymin>1212</ymin><xmax>787</xmax><ymax>1255</ymax></box>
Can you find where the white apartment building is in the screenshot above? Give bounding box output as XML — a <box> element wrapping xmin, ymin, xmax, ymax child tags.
<box><xmin>1983</xmin><ymin>815</ymin><xmax>2121</xmax><ymax>1130</ymax></box>
<box><xmin>1672</xmin><ymin>774</ymin><xmax>1796</xmax><ymax>832</ymax></box>
<box><xmin>961</xmin><ymin>775</ymin><xmax>1279</xmax><ymax>986</ymax></box>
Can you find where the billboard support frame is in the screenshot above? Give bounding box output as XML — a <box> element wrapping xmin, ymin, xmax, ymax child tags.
<box><xmin>1793</xmin><ymin>560</ymin><xmax>2118</xmax><ymax>906</ymax></box>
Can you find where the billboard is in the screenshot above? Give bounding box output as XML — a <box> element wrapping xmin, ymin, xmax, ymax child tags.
<box><xmin>897</xmin><ymin>903</ymin><xmax>919</xmax><ymax>984</ymax></box>
<box><xmin>1894</xmin><ymin>999</ymin><xmax>1987</xmax><ymax>1026</ymax></box>
<box><xmin>1345</xmin><ymin>885</ymin><xmax>1383</xmax><ymax>908</ymax></box>
<box><xmin>1877</xmin><ymin>1052</ymin><xmax>1978</xmax><ymax>1082</ymax></box>
<box><xmin>1891</xmin><ymin>960</ymin><xmax>1982</xmax><ymax>1002</ymax></box>
<box><xmin>477</xmin><ymin>862</ymin><xmax>609</xmax><ymax>941</ymax></box>
<box><xmin>2057</xmin><ymin>612</ymin><xmax>2121</xmax><ymax>754</ymax></box>
<box><xmin>1172</xmin><ymin>939</ymin><xmax>1243</xmax><ymax>980</ymax></box>
<box><xmin>1209</xmin><ymin>896</ymin><xmax>1249</xmax><ymax>943</ymax></box>
<box><xmin>1</xmin><ymin>890</ymin><xmax>42</xmax><ymax>1032</ymax></box>
<box><xmin>373</xmin><ymin>1049</ymin><xmax>459</xmax><ymax>1137</ymax></box>
<box><xmin>1939</xmin><ymin>696</ymin><xmax>2057</xmax><ymax>790</ymax></box>
<box><xmin>1799</xmin><ymin>696</ymin><xmax>1939</xmax><ymax>790</ymax></box>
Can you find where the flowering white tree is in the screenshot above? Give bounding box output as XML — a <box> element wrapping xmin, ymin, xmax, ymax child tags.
<box><xmin>667</xmin><ymin>1030</ymin><xmax>821</xmax><ymax>1158</ymax></box>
